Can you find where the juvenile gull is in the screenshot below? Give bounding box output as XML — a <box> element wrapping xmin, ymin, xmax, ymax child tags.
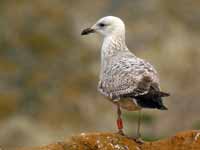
<box><xmin>81</xmin><ymin>16</ymin><xmax>169</xmax><ymax>141</ymax></box>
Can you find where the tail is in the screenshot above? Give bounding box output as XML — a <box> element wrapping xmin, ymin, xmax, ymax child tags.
<box><xmin>157</xmin><ymin>91</ymin><xmax>170</xmax><ymax>97</ymax></box>
<box><xmin>134</xmin><ymin>91</ymin><xmax>170</xmax><ymax>110</ymax></box>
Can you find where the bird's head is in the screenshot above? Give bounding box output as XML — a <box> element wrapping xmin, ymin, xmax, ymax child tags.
<box><xmin>81</xmin><ymin>16</ymin><xmax>125</xmax><ymax>37</ymax></box>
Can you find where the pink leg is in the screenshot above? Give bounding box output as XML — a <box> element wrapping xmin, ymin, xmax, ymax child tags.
<box><xmin>116</xmin><ymin>103</ymin><xmax>124</xmax><ymax>135</ymax></box>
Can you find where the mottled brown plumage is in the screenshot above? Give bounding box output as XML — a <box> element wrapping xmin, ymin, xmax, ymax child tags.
<box><xmin>81</xmin><ymin>16</ymin><xmax>170</xmax><ymax>139</ymax></box>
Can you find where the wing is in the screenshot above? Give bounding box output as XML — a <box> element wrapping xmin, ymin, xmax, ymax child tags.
<box><xmin>98</xmin><ymin>53</ymin><xmax>159</xmax><ymax>100</ymax></box>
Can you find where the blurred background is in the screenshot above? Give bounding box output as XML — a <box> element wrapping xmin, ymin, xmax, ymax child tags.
<box><xmin>0</xmin><ymin>0</ymin><xmax>200</xmax><ymax>148</ymax></box>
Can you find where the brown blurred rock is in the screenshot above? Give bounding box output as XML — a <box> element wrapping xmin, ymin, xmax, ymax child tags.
<box><xmin>14</xmin><ymin>130</ymin><xmax>200</xmax><ymax>150</ymax></box>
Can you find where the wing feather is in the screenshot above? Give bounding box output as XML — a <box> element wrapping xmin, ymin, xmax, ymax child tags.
<box><xmin>98</xmin><ymin>53</ymin><xmax>159</xmax><ymax>100</ymax></box>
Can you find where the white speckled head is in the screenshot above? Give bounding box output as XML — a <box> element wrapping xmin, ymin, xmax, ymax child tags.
<box><xmin>93</xmin><ymin>16</ymin><xmax>125</xmax><ymax>37</ymax></box>
<box><xmin>82</xmin><ymin>16</ymin><xmax>125</xmax><ymax>37</ymax></box>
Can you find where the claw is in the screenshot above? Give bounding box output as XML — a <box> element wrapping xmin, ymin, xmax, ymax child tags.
<box><xmin>117</xmin><ymin>129</ymin><xmax>125</xmax><ymax>136</ymax></box>
<box><xmin>135</xmin><ymin>137</ymin><xmax>144</xmax><ymax>144</ymax></box>
<box><xmin>126</xmin><ymin>136</ymin><xmax>145</xmax><ymax>144</ymax></box>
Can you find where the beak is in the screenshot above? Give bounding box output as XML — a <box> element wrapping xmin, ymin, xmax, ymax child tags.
<box><xmin>81</xmin><ymin>27</ymin><xmax>95</xmax><ymax>35</ymax></box>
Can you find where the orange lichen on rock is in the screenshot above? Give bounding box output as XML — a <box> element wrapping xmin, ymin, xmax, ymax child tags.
<box><xmin>15</xmin><ymin>130</ymin><xmax>200</xmax><ymax>150</ymax></box>
<box><xmin>142</xmin><ymin>130</ymin><xmax>200</xmax><ymax>150</ymax></box>
<box><xmin>65</xmin><ymin>132</ymin><xmax>138</xmax><ymax>150</ymax></box>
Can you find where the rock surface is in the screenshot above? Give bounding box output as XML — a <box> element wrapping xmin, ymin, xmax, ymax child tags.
<box><xmin>14</xmin><ymin>130</ymin><xmax>200</xmax><ymax>150</ymax></box>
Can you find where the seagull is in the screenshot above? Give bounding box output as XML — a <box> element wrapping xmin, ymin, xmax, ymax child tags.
<box><xmin>81</xmin><ymin>16</ymin><xmax>170</xmax><ymax>141</ymax></box>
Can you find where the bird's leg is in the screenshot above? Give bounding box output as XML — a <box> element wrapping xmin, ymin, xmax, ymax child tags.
<box><xmin>116</xmin><ymin>103</ymin><xmax>124</xmax><ymax>135</ymax></box>
<box><xmin>136</xmin><ymin>109</ymin><xmax>144</xmax><ymax>143</ymax></box>
<box><xmin>136</xmin><ymin>110</ymin><xmax>142</xmax><ymax>138</ymax></box>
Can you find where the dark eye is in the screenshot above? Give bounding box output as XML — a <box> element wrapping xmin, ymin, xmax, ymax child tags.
<box><xmin>99</xmin><ymin>23</ymin><xmax>106</xmax><ymax>27</ymax></box>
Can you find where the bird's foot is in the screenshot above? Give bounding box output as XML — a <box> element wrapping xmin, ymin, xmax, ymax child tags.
<box><xmin>116</xmin><ymin>129</ymin><xmax>125</xmax><ymax>136</ymax></box>
<box><xmin>135</xmin><ymin>137</ymin><xmax>145</xmax><ymax>144</ymax></box>
<box><xmin>126</xmin><ymin>136</ymin><xmax>144</xmax><ymax>144</ymax></box>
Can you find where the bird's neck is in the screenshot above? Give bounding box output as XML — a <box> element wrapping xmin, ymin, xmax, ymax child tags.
<box><xmin>100</xmin><ymin>34</ymin><xmax>128</xmax><ymax>77</ymax></box>
<box><xmin>101</xmin><ymin>34</ymin><xmax>128</xmax><ymax>57</ymax></box>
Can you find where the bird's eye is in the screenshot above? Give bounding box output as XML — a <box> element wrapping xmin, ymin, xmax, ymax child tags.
<box><xmin>99</xmin><ymin>23</ymin><xmax>106</xmax><ymax>27</ymax></box>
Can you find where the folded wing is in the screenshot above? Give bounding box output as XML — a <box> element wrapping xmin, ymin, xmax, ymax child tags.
<box><xmin>98</xmin><ymin>53</ymin><xmax>159</xmax><ymax>100</ymax></box>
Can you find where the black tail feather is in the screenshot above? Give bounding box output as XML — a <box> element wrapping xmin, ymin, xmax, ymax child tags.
<box><xmin>135</xmin><ymin>97</ymin><xmax>168</xmax><ymax>110</ymax></box>
<box><xmin>134</xmin><ymin>91</ymin><xmax>169</xmax><ymax>110</ymax></box>
<box><xmin>158</xmin><ymin>91</ymin><xmax>170</xmax><ymax>97</ymax></box>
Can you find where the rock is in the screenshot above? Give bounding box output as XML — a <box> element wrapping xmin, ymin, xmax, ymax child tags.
<box><xmin>13</xmin><ymin>130</ymin><xmax>200</xmax><ymax>150</ymax></box>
